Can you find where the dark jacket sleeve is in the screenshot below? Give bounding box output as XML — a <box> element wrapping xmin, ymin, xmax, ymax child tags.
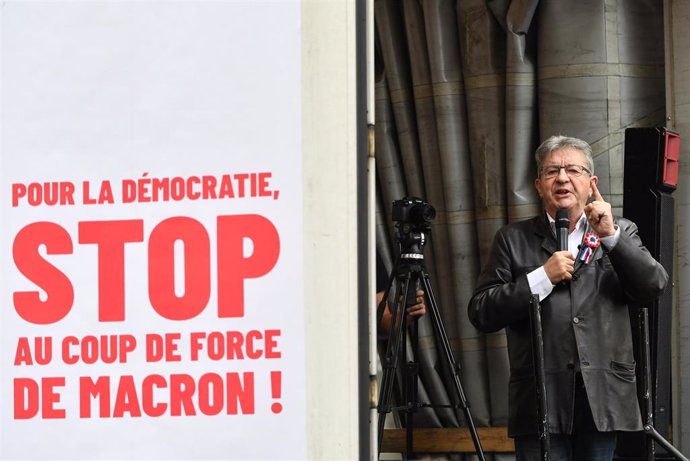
<box><xmin>605</xmin><ymin>218</ymin><xmax>668</xmax><ymax>303</ymax></box>
<box><xmin>467</xmin><ymin>226</ymin><xmax>534</xmax><ymax>333</ymax></box>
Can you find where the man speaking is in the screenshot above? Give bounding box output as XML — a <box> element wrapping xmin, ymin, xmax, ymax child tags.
<box><xmin>468</xmin><ymin>135</ymin><xmax>669</xmax><ymax>460</ymax></box>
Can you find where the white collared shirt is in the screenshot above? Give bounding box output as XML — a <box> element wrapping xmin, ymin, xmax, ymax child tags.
<box><xmin>526</xmin><ymin>212</ymin><xmax>621</xmax><ymax>301</ymax></box>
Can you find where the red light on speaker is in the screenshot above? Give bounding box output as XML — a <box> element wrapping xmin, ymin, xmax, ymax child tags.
<box><xmin>662</xmin><ymin>130</ymin><xmax>680</xmax><ymax>189</ymax></box>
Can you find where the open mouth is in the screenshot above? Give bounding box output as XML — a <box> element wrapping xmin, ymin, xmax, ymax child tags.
<box><xmin>555</xmin><ymin>188</ymin><xmax>571</xmax><ymax>197</ymax></box>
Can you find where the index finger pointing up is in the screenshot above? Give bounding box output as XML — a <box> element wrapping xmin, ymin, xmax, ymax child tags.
<box><xmin>591</xmin><ymin>180</ymin><xmax>604</xmax><ymax>201</ymax></box>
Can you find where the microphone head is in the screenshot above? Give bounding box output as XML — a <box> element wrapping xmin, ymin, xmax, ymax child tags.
<box><xmin>555</xmin><ymin>208</ymin><xmax>570</xmax><ymax>229</ymax></box>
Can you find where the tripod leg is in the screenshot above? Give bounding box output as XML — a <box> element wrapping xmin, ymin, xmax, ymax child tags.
<box><xmin>638</xmin><ymin>308</ymin><xmax>689</xmax><ymax>461</ymax></box>
<box><xmin>644</xmin><ymin>425</ymin><xmax>690</xmax><ymax>461</ymax></box>
<box><xmin>405</xmin><ymin>357</ymin><xmax>418</xmax><ymax>457</ymax></box>
<box><xmin>420</xmin><ymin>273</ymin><xmax>487</xmax><ymax>461</ymax></box>
<box><xmin>377</xmin><ymin>271</ymin><xmax>412</xmax><ymax>455</ymax></box>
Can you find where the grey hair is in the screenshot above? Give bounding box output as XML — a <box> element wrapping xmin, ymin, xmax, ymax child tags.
<box><xmin>534</xmin><ymin>135</ymin><xmax>595</xmax><ymax>176</ymax></box>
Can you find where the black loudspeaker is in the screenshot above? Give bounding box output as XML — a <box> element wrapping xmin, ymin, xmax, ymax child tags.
<box><xmin>617</xmin><ymin>127</ymin><xmax>679</xmax><ymax>459</ymax></box>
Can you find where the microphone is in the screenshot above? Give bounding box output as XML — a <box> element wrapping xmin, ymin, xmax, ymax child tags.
<box><xmin>555</xmin><ymin>208</ymin><xmax>569</xmax><ymax>252</ymax></box>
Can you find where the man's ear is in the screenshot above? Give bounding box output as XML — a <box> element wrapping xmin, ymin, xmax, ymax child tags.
<box><xmin>589</xmin><ymin>176</ymin><xmax>599</xmax><ymax>198</ymax></box>
<box><xmin>534</xmin><ymin>178</ymin><xmax>542</xmax><ymax>198</ymax></box>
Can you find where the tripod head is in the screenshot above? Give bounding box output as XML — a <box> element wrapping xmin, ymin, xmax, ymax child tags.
<box><xmin>396</xmin><ymin>227</ymin><xmax>427</xmax><ymax>260</ymax></box>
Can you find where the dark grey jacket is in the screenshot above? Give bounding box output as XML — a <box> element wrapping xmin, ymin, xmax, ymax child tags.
<box><xmin>468</xmin><ymin>213</ymin><xmax>668</xmax><ymax>437</ymax></box>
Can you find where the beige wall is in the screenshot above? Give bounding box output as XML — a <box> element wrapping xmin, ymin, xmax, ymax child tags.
<box><xmin>303</xmin><ymin>1</ymin><xmax>361</xmax><ymax>459</ymax></box>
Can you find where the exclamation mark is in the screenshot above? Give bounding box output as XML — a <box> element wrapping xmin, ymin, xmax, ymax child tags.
<box><xmin>271</xmin><ymin>371</ymin><xmax>282</xmax><ymax>414</ymax></box>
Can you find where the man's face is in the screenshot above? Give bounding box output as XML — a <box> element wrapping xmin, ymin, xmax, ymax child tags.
<box><xmin>534</xmin><ymin>147</ymin><xmax>597</xmax><ymax>219</ymax></box>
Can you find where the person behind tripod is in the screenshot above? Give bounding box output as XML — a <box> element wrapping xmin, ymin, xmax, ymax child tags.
<box><xmin>467</xmin><ymin>135</ymin><xmax>668</xmax><ymax>461</ymax></box>
<box><xmin>376</xmin><ymin>252</ymin><xmax>426</xmax><ymax>337</ymax></box>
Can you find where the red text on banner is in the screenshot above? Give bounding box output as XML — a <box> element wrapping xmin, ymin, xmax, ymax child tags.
<box><xmin>12</xmin><ymin>214</ymin><xmax>280</xmax><ymax>324</ymax></box>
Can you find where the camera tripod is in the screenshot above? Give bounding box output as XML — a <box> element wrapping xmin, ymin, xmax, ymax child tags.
<box><xmin>376</xmin><ymin>230</ymin><xmax>486</xmax><ymax>460</ymax></box>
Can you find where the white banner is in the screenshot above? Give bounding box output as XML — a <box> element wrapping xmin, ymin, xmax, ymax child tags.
<box><xmin>0</xmin><ymin>1</ymin><xmax>304</xmax><ymax>459</ymax></box>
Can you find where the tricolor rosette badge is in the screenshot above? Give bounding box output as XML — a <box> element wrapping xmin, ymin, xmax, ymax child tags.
<box><xmin>580</xmin><ymin>232</ymin><xmax>601</xmax><ymax>264</ymax></box>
